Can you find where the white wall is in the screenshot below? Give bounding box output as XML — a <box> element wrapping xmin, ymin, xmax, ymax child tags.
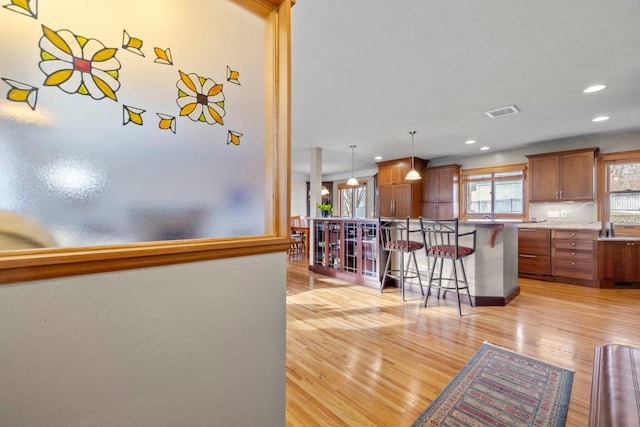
<box><xmin>0</xmin><ymin>254</ymin><xmax>286</xmax><ymax>427</ymax></box>
<box><xmin>290</xmin><ymin>172</ymin><xmax>309</xmax><ymax>216</ymax></box>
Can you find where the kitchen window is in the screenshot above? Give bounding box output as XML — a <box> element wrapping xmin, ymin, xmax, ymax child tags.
<box><xmin>598</xmin><ymin>150</ymin><xmax>640</xmax><ymax>236</ymax></box>
<box><xmin>461</xmin><ymin>164</ymin><xmax>527</xmax><ymax>220</ymax></box>
<box><xmin>338</xmin><ymin>183</ymin><xmax>367</xmax><ymax>218</ymax></box>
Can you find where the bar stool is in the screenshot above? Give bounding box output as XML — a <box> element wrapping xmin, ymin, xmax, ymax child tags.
<box><xmin>419</xmin><ymin>217</ymin><xmax>475</xmax><ymax>316</ymax></box>
<box><xmin>379</xmin><ymin>217</ymin><xmax>424</xmax><ymax>301</ymax></box>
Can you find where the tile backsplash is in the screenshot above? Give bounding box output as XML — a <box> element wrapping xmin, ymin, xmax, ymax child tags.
<box><xmin>529</xmin><ymin>202</ymin><xmax>597</xmax><ymax>223</ymax></box>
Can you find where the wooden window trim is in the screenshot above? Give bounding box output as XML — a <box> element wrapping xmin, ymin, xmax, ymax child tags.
<box><xmin>597</xmin><ymin>149</ymin><xmax>640</xmax><ymax>237</ymax></box>
<box><xmin>461</xmin><ymin>163</ymin><xmax>528</xmax><ymax>220</ymax></box>
<box><xmin>0</xmin><ymin>0</ymin><xmax>293</xmax><ymax>285</ymax></box>
<box><xmin>337</xmin><ymin>182</ymin><xmax>367</xmax><ymax>218</ymax></box>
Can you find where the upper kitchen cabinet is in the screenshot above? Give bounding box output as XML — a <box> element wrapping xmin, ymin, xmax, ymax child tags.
<box><xmin>421</xmin><ymin>165</ymin><xmax>460</xmax><ymax>219</ymax></box>
<box><xmin>527</xmin><ymin>148</ymin><xmax>599</xmax><ymax>202</ymax></box>
<box><xmin>377</xmin><ymin>157</ymin><xmax>427</xmax><ymax>218</ymax></box>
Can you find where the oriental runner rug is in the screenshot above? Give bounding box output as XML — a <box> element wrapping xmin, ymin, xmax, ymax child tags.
<box><xmin>411</xmin><ymin>342</ymin><xmax>574</xmax><ymax>427</ymax></box>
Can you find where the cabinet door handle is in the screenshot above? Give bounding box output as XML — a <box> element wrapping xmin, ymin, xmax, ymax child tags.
<box><xmin>519</xmin><ymin>254</ymin><xmax>536</xmax><ymax>258</ymax></box>
<box><xmin>571</xmin><ymin>232</ymin><xmax>576</xmax><ymax>236</ymax></box>
<box><xmin>555</xmin><ymin>190</ymin><xmax>559</xmax><ymax>199</ymax></box>
<box><xmin>571</xmin><ymin>242</ymin><xmax>576</xmax><ymax>246</ymax></box>
<box><xmin>559</xmin><ymin>190</ymin><xmax>563</xmax><ymax>199</ymax></box>
<box><xmin>571</xmin><ymin>262</ymin><xmax>576</xmax><ymax>267</ymax></box>
<box><xmin>571</xmin><ymin>252</ymin><xmax>576</xmax><ymax>256</ymax></box>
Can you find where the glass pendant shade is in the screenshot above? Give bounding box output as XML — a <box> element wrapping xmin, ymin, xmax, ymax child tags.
<box><xmin>347</xmin><ymin>145</ymin><xmax>359</xmax><ymax>186</ymax></box>
<box><xmin>405</xmin><ymin>168</ymin><xmax>421</xmax><ymax>180</ymax></box>
<box><xmin>405</xmin><ymin>130</ymin><xmax>421</xmax><ymax>181</ymax></box>
<box><xmin>321</xmin><ymin>186</ymin><xmax>330</xmax><ymax>196</ymax></box>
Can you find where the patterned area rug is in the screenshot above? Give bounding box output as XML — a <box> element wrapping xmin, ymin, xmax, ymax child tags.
<box><xmin>412</xmin><ymin>342</ymin><xmax>574</xmax><ymax>427</ymax></box>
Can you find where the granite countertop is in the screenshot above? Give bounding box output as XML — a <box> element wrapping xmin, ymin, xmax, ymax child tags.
<box><xmin>516</xmin><ymin>221</ymin><xmax>602</xmax><ymax>230</ymax></box>
<box><xmin>597</xmin><ymin>235</ymin><xmax>640</xmax><ymax>241</ymax></box>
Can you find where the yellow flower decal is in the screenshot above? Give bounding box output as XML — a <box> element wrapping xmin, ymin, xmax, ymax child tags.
<box><xmin>226</xmin><ymin>66</ymin><xmax>240</xmax><ymax>85</ymax></box>
<box><xmin>122</xmin><ymin>30</ymin><xmax>145</xmax><ymax>57</ymax></box>
<box><xmin>122</xmin><ymin>105</ymin><xmax>145</xmax><ymax>126</ymax></box>
<box><xmin>154</xmin><ymin>47</ymin><xmax>173</xmax><ymax>65</ymax></box>
<box><xmin>157</xmin><ymin>113</ymin><xmax>176</xmax><ymax>133</ymax></box>
<box><xmin>227</xmin><ymin>130</ymin><xmax>242</xmax><ymax>146</ymax></box>
<box><xmin>1</xmin><ymin>78</ymin><xmax>38</xmax><ymax>110</ymax></box>
<box><xmin>2</xmin><ymin>0</ymin><xmax>38</xmax><ymax>19</ymax></box>
<box><xmin>176</xmin><ymin>70</ymin><xmax>225</xmax><ymax>125</ymax></box>
<box><xmin>38</xmin><ymin>25</ymin><xmax>121</xmax><ymax>101</ymax></box>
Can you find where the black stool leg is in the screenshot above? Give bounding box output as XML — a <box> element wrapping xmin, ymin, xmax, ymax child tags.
<box><xmin>380</xmin><ymin>252</ymin><xmax>392</xmax><ymax>293</ymax></box>
<box><xmin>424</xmin><ymin>257</ymin><xmax>437</xmax><ymax>307</ymax></box>
<box><xmin>401</xmin><ymin>252</ymin><xmax>406</xmax><ymax>302</ymax></box>
<box><xmin>459</xmin><ymin>259</ymin><xmax>474</xmax><ymax>307</ymax></box>
<box><xmin>411</xmin><ymin>252</ymin><xmax>424</xmax><ymax>296</ymax></box>
<box><xmin>452</xmin><ymin>259</ymin><xmax>462</xmax><ymax>316</ymax></box>
<box><xmin>437</xmin><ymin>257</ymin><xmax>444</xmax><ymax>299</ymax></box>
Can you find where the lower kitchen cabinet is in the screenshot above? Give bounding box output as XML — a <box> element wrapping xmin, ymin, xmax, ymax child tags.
<box><xmin>551</xmin><ymin>229</ymin><xmax>599</xmax><ymax>286</ymax></box>
<box><xmin>310</xmin><ymin>218</ymin><xmax>383</xmax><ymax>287</ymax></box>
<box><xmin>599</xmin><ymin>240</ymin><xmax>640</xmax><ymax>287</ymax></box>
<box><xmin>518</xmin><ymin>227</ymin><xmax>600</xmax><ymax>286</ymax></box>
<box><xmin>518</xmin><ymin>228</ymin><xmax>551</xmax><ymax>279</ymax></box>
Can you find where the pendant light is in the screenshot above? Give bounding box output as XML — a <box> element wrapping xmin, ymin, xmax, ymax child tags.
<box><xmin>346</xmin><ymin>145</ymin><xmax>359</xmax><ymax>186</ymax></box>
<box><xmin>405</xmin><ymin>131</ymin><xmax>421</xmax><ymax>180</ymax></box>
<box><xmin>321</xmin><ymin>186</ymin><xmax>330</xmax><ymax>196</ymax></box>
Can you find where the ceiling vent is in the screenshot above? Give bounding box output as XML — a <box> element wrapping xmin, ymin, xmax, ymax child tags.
<box><xmin>485</xmin><ymin>105</ymin><xmax>519</xmax><ymax>119</ymax></box>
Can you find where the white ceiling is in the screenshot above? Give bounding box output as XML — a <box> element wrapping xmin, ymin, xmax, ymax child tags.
<box><xmin>290</xmin><ymin>0</ymin><xmax>640</xmax><ymax>176</ymax></box>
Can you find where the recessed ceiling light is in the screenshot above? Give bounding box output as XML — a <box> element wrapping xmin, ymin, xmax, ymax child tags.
<box><xmin>480</xmin><ymin>146</ymin><xmax>490</xmax><ymax>151</ymax></box>
<box><xmin>583</xmin><ymin>84</ymin><xmax>607</xmax><ymax>94</ymax></box>
<box><xmin>374</xmin><ymin>155</ymin><xmax>382</xmax><ymax>160</ymax></box>
<box><xmin>592</xmin><ymin>116</ymin><xmax>610</xmax><ymax>122</ymax></box>
<box><xmin>465</xmin><ymin>139</ymin><xmax>476</xmax><ymax>145</ymax></box>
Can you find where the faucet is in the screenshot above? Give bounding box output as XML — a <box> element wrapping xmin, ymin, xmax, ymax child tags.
<box><xmin>482</xmin><ymin>214</ymin><xmax>495</xmax><ymax>221</ymax></box>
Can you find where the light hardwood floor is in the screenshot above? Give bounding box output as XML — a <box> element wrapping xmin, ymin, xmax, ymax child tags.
<box><xmin>285</xmin><ymin>257</ymin><xmax>640</xmax><ymax>426</ymax></box>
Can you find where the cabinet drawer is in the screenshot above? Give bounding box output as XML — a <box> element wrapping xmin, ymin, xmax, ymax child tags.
<box><xmin>518</xmin><ymin>254</ymin><xmax>551</xmax><ymax>275</ymax></box>
<box><xmin>553</xmin><ymin>249</ymin><xmax>595</xmax><ymax>261</ymax></box>
<box><xmin>553</xmin><ymin>239</ymin><xmax>596</xmax><ymax>251</ymax></box>
<box><xmin>553</xmin><ymin>258</ymin><xmax>596</xmax><ymax>280</ymax></box>
<box><xmin>518</xmin><ymin>229</ymin><xmax>551</xmax><ymax>255</ymax></box>
<box><xmin>553</xmin><ymin>230</ymin><xmax>597</xmax><ymax>240</ymax></box>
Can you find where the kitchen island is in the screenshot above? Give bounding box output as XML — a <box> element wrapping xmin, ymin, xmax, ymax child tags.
<box><xmin>406</xmin><ymin>220</ymin><xmax>520</xmax><ymax>306</ymax></box>
<box><xmin>309</xmin><ymin>218</ymin><xmax>520</xmax><ymax>306</ymax></box>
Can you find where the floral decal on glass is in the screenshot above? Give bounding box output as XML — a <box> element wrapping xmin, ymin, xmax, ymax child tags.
<box><xmin>1</xmin><ymin>78</ymin><xmax>39</xmax><ymax>110</ymax></box>
<box><xmin>122</xmin><ymin>30</ymin><xmax>144</xmax><ymax>57</ymax></box>
<box><xmin>157</xmin><ymin>113</ymin><xmax>176</xmax><ymax>133</ymax></box>
<box><xmin>38</xmin><ymin>25</ymin><xmax>121</xmax><ymax>101</ymax></box>
<box><xmin>154</xmin><ymin>47</ymin><xmax>173</xmax><ymax>65</ymax></box>
<box><xmin>227</xmin><ymin>130</ymin><xmax>242</xmax><ymax>146</ymax></box>
<box><xmin>176</xmin><ymin>70</ymin><xmax>225</xmax><ymax>125</ymax></box>
<box><xmin>2</xmin><ymin>0</ymin><xmax>38</xmax><ymax>19</ymax></box>
<box><xmin>122</xmin><ymin>105</ymin><xmax>145</xmax><ymax>126</ymax></box>
<box><xmin>226</xmin><ymin>66</ymin><xmax>240</xmax><ymax>85</ymax></box>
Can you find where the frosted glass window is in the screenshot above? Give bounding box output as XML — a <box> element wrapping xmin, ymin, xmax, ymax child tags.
<box><xmin>0</xmin><ymin>0</ymin><xmax>270</xmax><ymax>249</ymax></box>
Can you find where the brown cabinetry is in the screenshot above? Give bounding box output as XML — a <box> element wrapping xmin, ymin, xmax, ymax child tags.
<box><xmin>527</xmin><ymin>148</ymin><xmax>598</xmax><ymax>202</ymax></box>
<box><xmin>310</xmin><ymin>219</ymin><xmax>382</xmax><ymax>287</ymax></box>
<box><xmin>552</xmin><ymin>229</ymin><xmax>599</xmax><ymax>285</ymax></box>
<box><xmin>377</xmin><ymin>157</ymin><xmax>427</xmax><ymax>218</ymax></box>
<box><xmin>599</xmin><ymin>240</ymin><xmax>640</xmax><ymax>287</ymax></box>
<box><xmin>421</xmin><ymin>165</ymin><xmax>460</xmax><ymax>219</ymax></box>
<box><xmin>518</xmin><ymin>228</ymin><xmax>551</xmax><ymax>279</ymax></box>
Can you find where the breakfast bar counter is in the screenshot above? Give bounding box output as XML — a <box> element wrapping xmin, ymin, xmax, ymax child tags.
<box><xmin>409</xmin><ymin>220</ymin><xmax>520</xmax><ymax>306</ymax></box>
<box><xmin>308</xmin><ymin>218</ymin><xmax>520</xmax><ymax>306</ymax></box>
